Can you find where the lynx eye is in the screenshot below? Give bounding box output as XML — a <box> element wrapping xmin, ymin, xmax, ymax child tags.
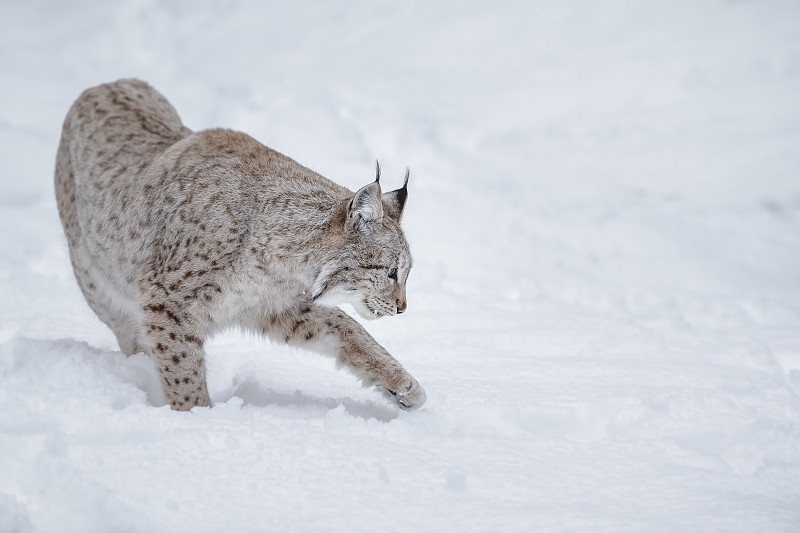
<box><xmin>388</xmin><ymin>268</ymin><xmax>397</xmax><ymax>279</ymax></box>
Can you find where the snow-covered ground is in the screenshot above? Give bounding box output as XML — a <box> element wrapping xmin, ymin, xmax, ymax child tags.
<box><xmin>2</xmin><ymin>1</ymin><xmax>800</xmax><ymax>531</ymax></box>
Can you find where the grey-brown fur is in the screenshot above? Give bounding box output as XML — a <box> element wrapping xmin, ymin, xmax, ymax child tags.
<box><xmin>54</xmin><ymin>78</ymin><xmax>425</xmax><ymax>411</ymax></box>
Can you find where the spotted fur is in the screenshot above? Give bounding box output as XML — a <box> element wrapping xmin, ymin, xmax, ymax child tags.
<box><xmin>54</xmin><ymin>79</ymin><xmax>425</xmax><ymax>411</ymax></box>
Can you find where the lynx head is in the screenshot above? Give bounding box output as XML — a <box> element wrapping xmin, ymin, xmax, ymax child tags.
<box><xmin>313</xmin><ymin>164</ymin><xmax>412</xmax><ymax>320</ymax></box>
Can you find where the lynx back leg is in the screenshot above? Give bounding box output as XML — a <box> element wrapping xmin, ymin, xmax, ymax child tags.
<box><xmin>109</xmin><ymin>317</ymin><xmax>143</xmax><ymax>356</ymax></box>
<box><xmin>65</xmin><ymin>234</ymin><xmax>143</xmax><ymax>356</ymax></box>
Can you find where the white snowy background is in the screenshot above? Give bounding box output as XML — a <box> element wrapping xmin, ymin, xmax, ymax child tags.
<box><xmin>1</xmin><ymin>1</ymin><xmax>799</xmax><ymax>531</ymax></box>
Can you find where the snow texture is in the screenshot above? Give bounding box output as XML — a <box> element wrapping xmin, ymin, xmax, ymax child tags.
<box><xmin>1</xmin><ymin>1</ymin><xmax>800</xmax><ymax>531</ymax></box>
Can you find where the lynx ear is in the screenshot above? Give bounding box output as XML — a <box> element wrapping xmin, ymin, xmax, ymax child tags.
<box><xmin>347</xmin><ymin>179</ymin><xmax>383</xmax><ymax>232</ymax></box>
<box><xmin>382</xmin><ymin>168</ymin><xmax>409</xmax><ymax>222</ymax></box>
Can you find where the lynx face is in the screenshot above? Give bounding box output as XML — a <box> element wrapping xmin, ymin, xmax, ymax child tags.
<box><xmin>346</xmin><ymin>219</ymin><xmax>412</xmax><ymax>321</ymax></box>
<box><xmin>313</xmin><ymin>171</ymin><xmax>412</xmax><ymax>320</ymax></box>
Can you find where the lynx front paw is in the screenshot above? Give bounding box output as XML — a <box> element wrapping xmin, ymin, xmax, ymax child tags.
<box><xmin>382</xmin><ymin>375</ymin><xmax>426</xmax><ymax>410</ymax></box>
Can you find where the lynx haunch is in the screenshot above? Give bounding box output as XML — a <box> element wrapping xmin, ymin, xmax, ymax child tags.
<box><xmin>54</xmin><ymin>79</ymin><xmax>425</xmax><ymax>411</ymax></box>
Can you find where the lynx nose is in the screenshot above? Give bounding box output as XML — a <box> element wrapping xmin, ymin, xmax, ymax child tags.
<box><xmin>396</xmin><ymin>299</ymin><xmax>407</xmax><ymax>314</ymax></box>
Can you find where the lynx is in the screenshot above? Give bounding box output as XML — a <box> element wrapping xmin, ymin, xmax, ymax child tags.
<box><xmin>54</xmin><ymin>79</ymin><xmax>425</xmax><ymax>411</ymax></box>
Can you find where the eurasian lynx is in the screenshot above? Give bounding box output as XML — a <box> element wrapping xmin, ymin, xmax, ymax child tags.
<box><xmin>54</xmin><ymin>79</ymin><xmax>425</xmax><ymax>411</ymax></box>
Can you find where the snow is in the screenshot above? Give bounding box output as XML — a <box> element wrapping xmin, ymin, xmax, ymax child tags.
<box><xmin>2</xmin><ymin>0</ymin><xmax>800</xmax><ymax>531</ymax></box>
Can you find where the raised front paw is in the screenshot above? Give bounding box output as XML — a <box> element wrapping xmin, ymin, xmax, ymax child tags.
<box><xmin>382</xmin><ymin>374</ymin><xmax>426</xmax><ymax>410</ymax></box>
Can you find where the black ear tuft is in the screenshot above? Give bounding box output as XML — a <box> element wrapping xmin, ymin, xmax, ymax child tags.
<box><xmin>375</xmin><ymin>160</ymin><xmax>381</xmax><ymax>184</ymax></box>
<box><xmin>382</xmin><ymin>168</ymin><xmax>409</xmax><ymax>222</ymax></box>
<box><xmin>397</xmin><ymin>167</ymin><xmax>409</xmax><ymax>211</ymax></box>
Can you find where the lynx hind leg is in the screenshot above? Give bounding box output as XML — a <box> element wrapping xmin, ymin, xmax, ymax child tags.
<box><xmin>65</xmin><ymin>234</ymin><xmax>142</xmax><ymax>356</ymax></box>
<box><xmin>109</xmin><ymin>317</ymin><xmax>143</xmax><ymax>356</ymax></box>
<box><xmin>56</xmin><ymin>132</ymin><xmax>139</xmax><ymax>353</ymax></box>
<box><xmin>141</xmin><ymin>301</ymin><xmax>211</xmax><ymax>410</ymax></box>
<box><xmin>79</xmin><ymin>274</ymin><xmax>143</xmax><ymax>356</ymax></box>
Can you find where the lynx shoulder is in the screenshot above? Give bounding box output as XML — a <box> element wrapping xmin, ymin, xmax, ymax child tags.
<box><xmin>54</xmin><ymin>78</ymin><xmax>425</xmax><ymax>411</ymax></box>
